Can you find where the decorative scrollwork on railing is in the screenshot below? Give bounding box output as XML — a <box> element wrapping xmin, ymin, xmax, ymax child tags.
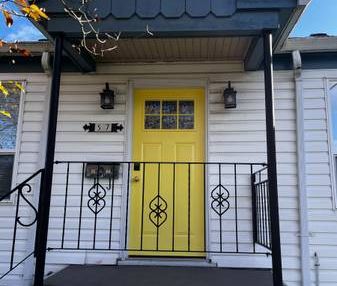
<box><xmin>211</xmin><ymin>184</ymin><xmax>230</xmax><ymax>216</ymax></box>
<box><xmin>87</xmin><ymin>183</ymin><xmax>107</xmax><ymax>215</ymax></box>
<box><xmin>16</xmin><ymin>184</ymin><xmax>38</xmax><ymax>227</ymax></box>
<box><xmin>0</xmin><ymin>168</ymin><xmax>44</xmax><ymax>281</ymax></box>
<box><xmin>149</xmin><ymin>195</ymin><xmax>168</xmax><ymax>228</ymax></box>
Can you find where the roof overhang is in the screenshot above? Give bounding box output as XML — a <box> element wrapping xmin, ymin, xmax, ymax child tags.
<box><xmin>33</xmin><ymin>0</ymin><xmax>310</xmax><ymax>72</ymax></box>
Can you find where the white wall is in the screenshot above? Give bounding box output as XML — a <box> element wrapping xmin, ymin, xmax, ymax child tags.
<box><xmin>208</xmin><ymin>71</ymin><xmax>300</xmax><ymax>284</ymax></box>
<box><xmin>0</xmin><ymin>73</ymin><xmax>50</xmax><ymax>286</ymax></box>
<box><xmin>0</xmin><ymin>62</ymin><xmax>302</xmax><ymax>285</ymax></box>
<box><xmin>301</xmin><ymin>70</ymin><xmax>337</xmax><ymax>286</ymax></box>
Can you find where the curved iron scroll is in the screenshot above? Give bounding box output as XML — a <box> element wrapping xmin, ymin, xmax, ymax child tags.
<box><xmin>17</xmin><ymin>184</ymin><xmax>38</xmax><ymax>227</ymax></box>
<box><xmin>211</xmin><ymin>184</ymin><xmax>230</xmax><ymax>216</ymax></box>
<box><xmin>149</xmin><ymin>195</ymin><xmax>168</xmax><ymax>227</ymax></box>
<box><xmin>0</xmin><ymin>168</ymin><xmax>43</xmax><ymax>280</ymax></box>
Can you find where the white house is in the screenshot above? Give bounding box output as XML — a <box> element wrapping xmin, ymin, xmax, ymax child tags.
<box><xmin>1</xmin><ymin>1</ymin><xmax>337</xmax><ymax>286</ymax></box>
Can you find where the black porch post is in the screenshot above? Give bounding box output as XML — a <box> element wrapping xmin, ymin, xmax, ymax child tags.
<box><xmin>34</xmin><ymin>35</ymin><xmax>64</xmax><ymax>286</ymax></box>
<box><xmin>263</xmin><ymin>31</ymin><xmax>283</xmax><ymax>286</ymax></box>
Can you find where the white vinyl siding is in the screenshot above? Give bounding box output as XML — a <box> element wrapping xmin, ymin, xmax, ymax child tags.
<box><xmin>302</xmin><ymin>70</ymin><xmax>337</xmax><ymax>286</ymax></box>
<box><xmin>1</xmin><ymin>63</ymin><xmax>301</xmax><ymax>285</ymax></box>
<box><xmin>208</xmin><ymin>72</ymin><xmax>300</xmax><ymax>284</ymax></box>
<box><xmin>0</xmin><ymin>74</ymin><xmax>49</xmax><ymax>285</ymax></box>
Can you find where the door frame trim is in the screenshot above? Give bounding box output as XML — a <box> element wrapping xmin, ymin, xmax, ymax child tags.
<box><xmin>120</xmin><ymin>78</ymin><xmax>210</xmax><ymax>261</ymax></box>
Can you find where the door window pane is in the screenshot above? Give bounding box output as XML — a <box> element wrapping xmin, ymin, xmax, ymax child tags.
<box><xmin>162</xmin><ymin>101</ymin><xmax>177</xmax><ymax>114</ymax></box>
<box><xmin>145</xmin><ymin>116</ymin><xmax>160</xmax><ymax>129</ymax></box>
<box><xmin>179</xmin><ymin>115</ymin><xmax>194</xmax><ymax>129</ymax></box>
<box><xmin>145</xmin><ymin>101</ymin><xmax>160</xmax><ymax>114</ymax></box>
<box><xmin>162</xmin><ymin>115</ymin><xmax>177</xmax><ymax>129</ymax></box>
<box><xmin>179</xmin><ymin>101</ymin><xmax>194</xmax><ymax>114</ymax></box>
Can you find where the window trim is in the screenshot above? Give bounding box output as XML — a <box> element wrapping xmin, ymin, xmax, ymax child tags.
<box><xmin>0</xmin><ymin>81</ymin><xmax>26</xmax><ymax>204</ymax></box>
<box><xmin>325</xmin><ymin>78</ymin><xmax>337</xmax><ymax>209</ymax></box>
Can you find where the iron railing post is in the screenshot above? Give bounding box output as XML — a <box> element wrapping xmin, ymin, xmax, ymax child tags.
<box><xmin>263</xmin><ymin>30</ymin><xmax>283</xmax><ymax>286</ymax></box>
<box><xmin>251</xmin><ymin>169</ymin><xmax>258</xmax><ymax>245</ymax></box>
<box><xmin>34</xmin><ymin>35</ymin><xmax>64</xmax><ymax>286</ymax></box>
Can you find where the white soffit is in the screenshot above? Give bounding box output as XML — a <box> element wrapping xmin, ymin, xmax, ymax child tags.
<box><xmin>94</xmin><ymin>37</ymin><xmax>252</xmax><ymax>63</ymax></box>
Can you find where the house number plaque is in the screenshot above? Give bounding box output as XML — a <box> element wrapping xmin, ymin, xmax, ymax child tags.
<box><xmin>83</xmin><ymin>123</ymin><xmax>124</xmax><ymax>133</ymax></box>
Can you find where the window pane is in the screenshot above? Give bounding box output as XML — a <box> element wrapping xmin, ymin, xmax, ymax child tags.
<box><xmin>179</xmin><ymin>115</ymin><xmax>194</xmax><ymax>129</ymax></box>
<box><xmin>145</xmin><ymin>101</ymin><xmax>160</xmax><ymax>114</ymax></box>
<box><xmin>0</xmin><ymin>84</ymin><xmax>20</xmax><ymax>149</ymax></box>
<box><xmin>331</xmin><ymin>85</ymin><xmax>337</xmax><ymax>148</ymax></box>
<box><xmin>145</xmin><ymin>116</ymin><xmax>160</xmax><ymax>129</ymax></box>
<box><xmin>162</xmin><ymin>115</ymin><xmax>177</xmax><ymax>129</ymax></box>
<box><xmin>162</xmin><ymin>101</ymin><xmax>177</xmax><ymax>114</ymax></box>
<box><xmin>0</xmin><ymin>155</ymin><xmax>14</xmax><ymax>199</ymax></box>
<box><xmin>179</xmin><ymin>101</ymin><xmax>194</xmax><ymax>114</ymax></box>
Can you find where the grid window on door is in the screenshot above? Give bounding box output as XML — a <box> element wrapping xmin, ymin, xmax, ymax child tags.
<box><xmin>144</xmin><ymin>100</ymin><xmax>194</xmax><ymax>130</ymax></box>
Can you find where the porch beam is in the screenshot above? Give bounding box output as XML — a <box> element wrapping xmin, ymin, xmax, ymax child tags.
<box><xmin>62</xmin><ymin>38</ymin><xmax>96</xmax><ymax>73</ymax></box>
<box><xmin>263</xmin><ymin>31</ymin><xmax>283</xmax><ymax>286</ymax></box>
<box><xmin>34</xmin><ymin>35</ymin><xmax>64</xmax><ymax>286</ymax></box>
<box><xmin>244</xmin><ymin>37</ymin><xmax>264</xmax><ymax>71</ymax></box>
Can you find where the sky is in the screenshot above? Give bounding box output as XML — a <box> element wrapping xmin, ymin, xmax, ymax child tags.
<box><xmin>0</xmin><ymin>0</ymin><xmax>336</xmax><ymax>42</ymax></box>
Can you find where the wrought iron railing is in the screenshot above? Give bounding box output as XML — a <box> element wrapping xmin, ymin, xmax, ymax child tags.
<box><xmin>0</xmin><ymin>169</ymin><xmax>44</xmax><ymax>280</ymax></box>
<box><xmin>252</xmin><ymin>166</ymin><xmax>272</xmax><ymax>250</ymax></box>
<box><xmin>0</xmin><ymin>161</ymin><xmax>272</xmax><ymax>280</ymax></box>
<box><xmin>47</xmin><ymin>161</ymin><xmax>271</xmax><ymax>256</ymax></box>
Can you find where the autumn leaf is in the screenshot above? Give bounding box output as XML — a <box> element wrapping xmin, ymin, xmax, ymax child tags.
<box><xmin>14</xmin><ymin>82</ymin><xmax>25</xmax><ymax>92</ymax></box>
<box><xmin>9</xmin><ymin>46</ymin><xmax>32</xmax><ymax>57</ymax></box>
<box><xmin>0</xmin><ymin>82</ymin><xmax>9</xmax><ymax>96</ymax></box>
<box><xmin>14</xmin><ymin>0</ymin><xmax>29</xmax><ymax>8</ymax></box>
<box><xmin>0</xmin><ymin>110</ymin><xmax>11</xmax><ymax>118</ymax></box>
<box><xmin>22</xmin><ymin>4</ymin><xmax>49</xmax><ymax>21</ymax></box>
<box><xmin>2</xmin><ymin>11</ymin><xmax>13</xmax><ymax>27</ymax></box>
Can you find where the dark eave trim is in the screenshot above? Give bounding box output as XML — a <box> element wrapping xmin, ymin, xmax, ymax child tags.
<box><xmin>2</xmin><ymin>52</ymin><xmax>337</xmax><ymax>73</ymax></box>
<box><xmin>43</xmin><ymin>12</ymin><xmax>280</xmax><ymax>38</ymax></box>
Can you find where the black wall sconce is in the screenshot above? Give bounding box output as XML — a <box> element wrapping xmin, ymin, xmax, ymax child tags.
<box><xmin>100</xmin><ymin>82</ymin><xmax>115</xmax><ymax>109</ymax></box>
<box><xmin>223</xmin><ymin>81</ymin><xmax>237</xmax><ymax>109</ymax></box>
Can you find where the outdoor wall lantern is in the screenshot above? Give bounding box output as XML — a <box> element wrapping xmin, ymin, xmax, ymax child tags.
<box><xmin>223</xmin><ymin>81</ymin><xmax>237</xmax><ymax>109</ymax></box>
<box><xmin>100</xmin><ymin>82</ymin><xmax>115</xmax><ymax>109</ymax></box>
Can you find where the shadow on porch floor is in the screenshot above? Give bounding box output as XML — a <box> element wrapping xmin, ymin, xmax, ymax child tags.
<box><xmin>45</xmin><ymin>265</ymin><xmax>273</xmax><ymax>286</ymax></box>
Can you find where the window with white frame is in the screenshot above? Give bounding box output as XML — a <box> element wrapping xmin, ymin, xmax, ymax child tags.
<box><xmin>0</xmin><ymin>82</ymin><xmax>21</xmax><ymax>199</ymax></box>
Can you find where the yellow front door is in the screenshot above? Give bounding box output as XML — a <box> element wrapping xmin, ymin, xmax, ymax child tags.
<box><xmin>129</xmin><ymin>88</ymin><xmax>205</xmax><ymax>257</ymax></box>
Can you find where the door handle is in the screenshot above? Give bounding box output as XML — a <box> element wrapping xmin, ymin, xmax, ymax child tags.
<box><xmin>132</xmin><ymin>176</ymin><xmax>140</xmax><ymax>183</ymax></box>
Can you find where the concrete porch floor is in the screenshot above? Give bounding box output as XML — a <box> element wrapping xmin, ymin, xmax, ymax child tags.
<box><xmin>45</xmin><ymin>265</ymin><xmax>273</xmax><ymax>286</ymax></box>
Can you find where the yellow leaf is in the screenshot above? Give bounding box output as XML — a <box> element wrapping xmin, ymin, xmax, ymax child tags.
<box><xmin>0</xmin><ymin>111</ymin><xmax>11</xmax><ymax>118</ymax></box>
<box><xmin>22</xmin><ymin>4</ymin><xmax>49</xmax><ymax>21</ymax></box>
<box><xmin>0</xmin><ymin>82</ymin><xmax>9</xmax><ymax>96</ymax></box>
<box><xmin>15</xmin><ymin>82</ymin><xmax>25</xmax><ymax>92</ymax></box>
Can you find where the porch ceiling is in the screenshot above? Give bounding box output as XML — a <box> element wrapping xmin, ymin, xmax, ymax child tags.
<box><xmin>93</xmin><ymin>37</ymin><xmax>252</xmax><ymax>63</ymax></box>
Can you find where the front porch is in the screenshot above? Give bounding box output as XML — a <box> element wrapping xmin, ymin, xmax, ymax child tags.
<box><xmin>0</xmin><ymin>0</ymin><xmax>311</xmax><ymax>285</ymax></box>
